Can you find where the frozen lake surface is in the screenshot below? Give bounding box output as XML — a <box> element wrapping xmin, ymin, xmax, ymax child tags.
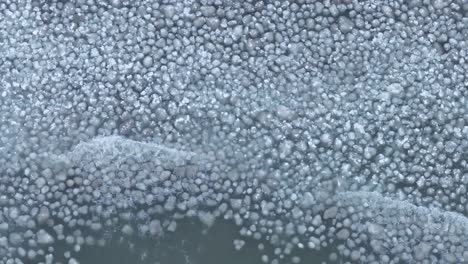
<box><xmin>0</xmin><ymin>0</ymin><xmax>467</xmax><ymax>263</ymax></box>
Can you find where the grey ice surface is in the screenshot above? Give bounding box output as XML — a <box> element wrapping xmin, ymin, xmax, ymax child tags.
<box><xmin>0</xmin><ymin>0</ymin><xmax>467</xmax><ymax>263</ymax></box>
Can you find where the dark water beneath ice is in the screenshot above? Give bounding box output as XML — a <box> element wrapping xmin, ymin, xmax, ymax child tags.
<box><xmin>28</xmin><ymin>219</ymin><xmax>336</xmax><ymax>264</ymax></box>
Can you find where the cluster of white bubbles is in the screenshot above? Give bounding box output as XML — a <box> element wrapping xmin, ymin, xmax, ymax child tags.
<box><xmin>0</xmin><ymin>0</ymin><xmax>467</xmax><ymax>263</ymax></box>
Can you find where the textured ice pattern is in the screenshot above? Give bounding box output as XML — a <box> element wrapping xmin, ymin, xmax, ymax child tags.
<box><xmin>0</xmin><ymin>0</ymin><xmax>467</xmax><ymax>263</ymax></box>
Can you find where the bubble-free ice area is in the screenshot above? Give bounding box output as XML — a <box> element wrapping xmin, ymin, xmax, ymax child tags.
<box><xmin>0</xmin><ymin>0</ymin><xmax>467</xmax><ymax>263</ymax></box>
